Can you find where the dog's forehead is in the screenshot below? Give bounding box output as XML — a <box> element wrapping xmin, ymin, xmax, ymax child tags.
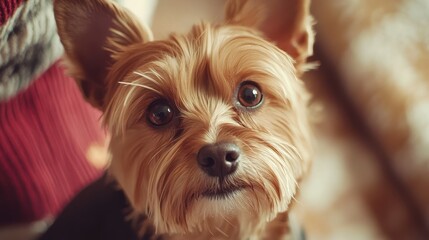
<box><xmin>115</xmin><ymin>23</ymin><xmax>297</xmax><ymax>117</ymax></box>
<box><xmin>144</xmin><ymin>24</ymin><xmax>294</xmax><ymax>102</ymax></box>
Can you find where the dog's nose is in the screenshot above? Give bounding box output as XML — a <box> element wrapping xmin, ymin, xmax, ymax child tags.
<box><xmin>197</xmin><ymin>142</ymin><xmax>240</xmax><ymax>178</ymax></box>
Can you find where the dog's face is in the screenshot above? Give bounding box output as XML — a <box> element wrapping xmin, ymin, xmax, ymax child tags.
<box><xmin>54</xmin><ymin>0</ymin><xmax>314</xmax><ymax>236</ymax></box>
<box><xmin>105</xmin><ymin>24</ymin><xmax>312</xmax><ymax>234</ymax></box>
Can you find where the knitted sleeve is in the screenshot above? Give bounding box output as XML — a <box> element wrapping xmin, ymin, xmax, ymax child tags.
<box><xmin>0</xmin><ymin>0</ymin><xmax>106</xmax><ymax>226</ymax></box>
<box><xmin>0</xmin><ymin>61</ymin><xmax>106</xmax><ymax>225</ymax></box>
<box><xmin>0</xmin><ymin>0</ymin><xmax>63</xmax><ymax>101</ymax></box>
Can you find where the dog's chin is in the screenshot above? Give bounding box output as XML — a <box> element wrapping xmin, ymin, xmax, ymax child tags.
<box><xmin>200</xmin><ymin>183</ymin><xmax>248</xmax><ymax>200</ymax></box>
<box><xmin>173</xmin><ymin>187</ymin><xmax>280</xmax><ymax>234</ymax></box>
<box><xmin>146</xmin><ymin>184</ymin><xmax>287</xmax><ymax>235</ymax></box>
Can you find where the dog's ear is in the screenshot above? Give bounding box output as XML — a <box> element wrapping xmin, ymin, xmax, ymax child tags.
<box><xmin>54</xmin><ymin>0</ymin><xmax>153</xmax><ymax>109</ymax></box>
<box><xmin>225</xmin><ymin>0</ymin><xmax>314</xmax><ymax>70</ymax></box>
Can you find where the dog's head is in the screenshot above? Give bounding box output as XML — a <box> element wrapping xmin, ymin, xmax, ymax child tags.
<box><xmin>54</xmin><ymin>0</ymin><xmax>314</xmax><ymax>236</ymax></box>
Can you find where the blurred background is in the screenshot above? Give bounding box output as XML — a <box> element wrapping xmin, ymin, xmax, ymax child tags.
<box><xmin>294</xmin><ymin>1</ymin><xmax>429</xmax><ymax>239</ymax></box>
<box><xmin>130</xmin><ymin>0</ymin><xmax>429</xmax><ymax>239</ymax></box>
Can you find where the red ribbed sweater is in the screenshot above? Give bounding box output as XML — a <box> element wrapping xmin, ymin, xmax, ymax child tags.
<box><xmin>0</xmin><ymin>62</ymin><xmax>104</xmax><ymax>225</ymax></box>
<box><xmin>0</xmin><ymin>0</ymin><xmax>23</xmax><ymax>26</ymax></box>
<box><xmin>0</xmin><ymin>0</ymin><xmax>104</xmax><ymax>225</ymax></box>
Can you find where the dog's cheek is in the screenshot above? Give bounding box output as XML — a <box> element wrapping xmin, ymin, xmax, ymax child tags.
<box><xmin>108</xmin><ymin>127</ymin><xmax>172</xmax><ymax>209</ymax></box>
<box><xmin>256</xmin><ymin>99</ymin><xmax>310</xmax><ymax>171</ymax></box>
<box><xmin>137</xmin><ymin>135</ymin><xmax>204</xmax><ymax>232</ymax></box>
<box><xmin>241</xmin><ymin>134</ymin><xmax>299</xmax><ymax>205</ymax></box>
<box><xmin>156</xmin><ymin>159</ymin><xmax>202</xmax><ymax>232</ymax></box>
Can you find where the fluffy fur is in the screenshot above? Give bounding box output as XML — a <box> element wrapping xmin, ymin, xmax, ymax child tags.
<box><xmin>54</xmin><ymin>0</ymin><xmax>314</xmax><ymax>239</ymax></box>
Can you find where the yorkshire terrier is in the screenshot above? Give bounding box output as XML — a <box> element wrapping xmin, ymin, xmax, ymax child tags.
<box><xmin>52</xmin><ymin>0</ymin><xmax>314</xmax><ymax>239</ymax></box>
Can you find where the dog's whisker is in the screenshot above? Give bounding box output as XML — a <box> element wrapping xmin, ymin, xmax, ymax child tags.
<box><xmin>133</xmin><ymin>70</ymin><xmax>164</xmax><ymax>85</ymax></box>
<box><xmin>222</xmin><ymin>215</ymin><xmax>234</xmax><ymax>228</ymax></box>
<box><xmin>118</xmin><ymin>81</ymin><xmax>161</xmax><ymax>94</ymax></box>
<box><xmin>215</xmin><ymin>226</ymin><xmax>229</xmax><ymax>238</ymax></box>
<box><xmin>148</xmin><ymin>68</ymin><xmax>166</xmax><ymax>82</ymax></box>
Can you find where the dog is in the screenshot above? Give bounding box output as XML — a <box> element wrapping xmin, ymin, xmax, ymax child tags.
<box><xmin>53</xmin><ymin>0</ymin><xmax>314</xmax><ymax>239</ymax></box>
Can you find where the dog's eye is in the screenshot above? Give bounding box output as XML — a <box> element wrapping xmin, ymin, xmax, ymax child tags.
<box><xmin>237</xmin><ymin>81</ymin><xmax>263</xmax><ymax>108</ymax></box>
<box><xmin>147</xmin><ymin>100</ymin><xmax>174</xmax><ymax>126</ymax></box>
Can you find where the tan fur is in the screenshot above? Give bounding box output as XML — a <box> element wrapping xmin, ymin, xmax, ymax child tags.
<box><xmin>225</xmin><ymin>0</ymin><xmax>315</xmax><ymax>71</ymax></box>
<box><xmin>54</xmin><ymin>0</ymin><xmax>314</xmax><ymax>239</ymax></box>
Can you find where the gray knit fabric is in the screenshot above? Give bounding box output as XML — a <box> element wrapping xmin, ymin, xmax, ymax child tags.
<box><xmin>0</xmin><ymin>0</ymin><xmax>64</xmax><ymax>101</ymax></box>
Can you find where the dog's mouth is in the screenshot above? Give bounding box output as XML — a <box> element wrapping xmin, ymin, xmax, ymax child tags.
<box><xmin>202</xmin><ymin>184</ymin><xmax>247</xmax><ymax>200</ymax></box>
